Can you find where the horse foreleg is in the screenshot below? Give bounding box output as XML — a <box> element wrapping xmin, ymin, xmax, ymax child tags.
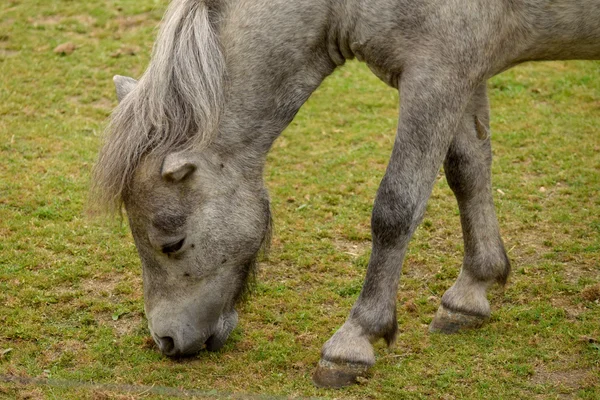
<box><xmin>313</xmin><ymin>68</ymin><xmax>476</xmax><ymax>388</ymax></box>
<box><xmin>429</xmin><ymin>84</ymin><xmax>510</xmax><ymax>333</ymax></box>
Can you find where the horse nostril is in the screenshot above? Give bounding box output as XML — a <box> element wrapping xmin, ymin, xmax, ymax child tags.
<box><xmin>161</xmin><ymin>238</ymin><xmax>185</xmax><ymax>254</ymax></box>
<box><xmin>156</xmin><ymin>335</ymin><xmax>176</xmax><ymax>355</ymax></box>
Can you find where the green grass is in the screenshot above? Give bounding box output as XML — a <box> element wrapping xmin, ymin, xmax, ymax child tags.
<box><xmin>1</xmin><ymin>1</ymin><xmax>599</xmax><ymax>399</ymax></box>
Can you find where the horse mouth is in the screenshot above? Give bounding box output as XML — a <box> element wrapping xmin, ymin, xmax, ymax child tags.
<box><xmin>152</xmin><ymin>333</ymin><xmax>205</xmax><ymax>358</ymax></box>
<box><xmin>204</xmin><ymin>334</ymin><xmax>223</xmax><ymax>352</ymax></box>
<box><xmin>152</xmin><ymin>309</ymin><xmax>239</xmax><ymax>357</ymax></box>
<box><xmin>161</xmin><ymin>337</ymin><xmax>221</xmax><ymax>357</ymax></box>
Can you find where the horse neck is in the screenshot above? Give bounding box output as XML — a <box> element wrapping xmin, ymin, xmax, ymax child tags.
<box><xmin>210</xmin><ymin>0</ymin><xmax>362</xmax><ymax>170</ymax></box>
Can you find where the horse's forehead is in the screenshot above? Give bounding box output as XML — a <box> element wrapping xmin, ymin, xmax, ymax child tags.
<box><xmin>129</xmin><ymin>155</ymin><xmax>167</xmax><ymax>189</ymax></box>
<box><xmin>127</xmin><ymin>158</ymin><xmax>172</xmax><ymax>206</ymax></box>
<box><xmin>134</xmin><ymin>155</ymin><xmax>161</xmax><ymax>179</ymax></box>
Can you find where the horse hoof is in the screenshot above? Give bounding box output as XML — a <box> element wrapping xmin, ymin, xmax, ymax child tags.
<box><xmin>312</xmin><ymin>359</ymin><xmax>370</xmax><ymax>388</ymax></box>
<box><xmin>429</xmin><ymin>304</ymin><xmax>487</xmax><ymax>334</ymax></box>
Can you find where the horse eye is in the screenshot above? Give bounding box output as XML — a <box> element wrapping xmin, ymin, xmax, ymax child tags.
<box><xmin>161</xmin><ymin>238</ymin><xmax>185</xmax><ymax>254</ymax></box>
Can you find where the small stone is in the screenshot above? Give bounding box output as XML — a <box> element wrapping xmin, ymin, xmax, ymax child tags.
<box><xmin>53</xmin><ymin>42</ymin><xmax>76</xmax><ymax>55</ymax></box>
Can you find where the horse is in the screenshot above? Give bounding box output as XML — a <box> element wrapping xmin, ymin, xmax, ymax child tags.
<box><xmin>92</xmin><ymin>0</ymin><xmax>600</xmax><ymax>388</ymax></box>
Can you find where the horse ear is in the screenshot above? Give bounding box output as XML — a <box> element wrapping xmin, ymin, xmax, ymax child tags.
<box><xmin>161</xmin><ymin>152</ymin><xmax>198</xmax><ymax>182</ymax></box>
<box><xmin>113</xmin><ymin>75</ymin><xmax>138</xmax><ymax>102</ymax></box>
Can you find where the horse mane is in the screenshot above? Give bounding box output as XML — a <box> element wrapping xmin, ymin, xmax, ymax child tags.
<box><xmin>91</xmin><ymin>0</ymin><xmax>225</xmax><ymax>214</ymax></box>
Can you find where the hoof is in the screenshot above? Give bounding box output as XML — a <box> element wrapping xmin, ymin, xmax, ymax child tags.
<box><xmin>429</xmin><ymin>304</ymin><xmax>487</xmax><ymax>334</ymax></box>
<box><xmin>312</xmin><ymin>359</ymin><xmax>370</xmax><ymax>388</ymax></box>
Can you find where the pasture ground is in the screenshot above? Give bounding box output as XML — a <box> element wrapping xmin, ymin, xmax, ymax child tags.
<box><xmin>1</xmin><ymin>1</ymin><xmax>599</xmax><ymax>399</ymax></box>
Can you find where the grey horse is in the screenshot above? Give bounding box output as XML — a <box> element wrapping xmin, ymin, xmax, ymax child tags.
<box><xmin>92</xmin><ymin>0</ymin><xmax>600</xmax><ymax>388</ymax></box>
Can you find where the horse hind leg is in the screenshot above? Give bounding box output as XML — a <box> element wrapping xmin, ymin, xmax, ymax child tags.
<box><xmin>429</xmin><ymin>84</ymin><xmax>510</xmax><ymax>334</ymax></box>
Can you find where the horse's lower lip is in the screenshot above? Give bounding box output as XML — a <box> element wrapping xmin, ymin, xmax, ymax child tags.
<box><xmin>204</xmin><ymin>334</ymin><xmax>217</xmax><ymax>351</ymax></box>
<box><xmin>164</xmin><ymin>342</ymin><xmax>207</xmax><ymax>358</ymax></box>
<box><xmin>205</xmin><ymin>334</ymin><xmax>225</xmax><ymax>351</ymax></box>
<box><xmin>205</xmin><ymin>310</ymin><xmax>238</xmax><ymax>351</ymax></box>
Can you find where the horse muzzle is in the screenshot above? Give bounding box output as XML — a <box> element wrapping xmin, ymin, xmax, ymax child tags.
<box><xmin>151</xmin><ymin>309</ymin><xmax>238</xmax><ymax>357</ymax></box>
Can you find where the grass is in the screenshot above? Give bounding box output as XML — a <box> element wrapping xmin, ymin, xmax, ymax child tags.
<box><xmin>1</xmin><ymin>0</ymin><xmax>599</xmax><ymax>399</ymax></box>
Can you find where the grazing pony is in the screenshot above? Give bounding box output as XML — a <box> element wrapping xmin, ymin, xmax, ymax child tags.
<box><xmin>92</xmin><ymin>0</ymin><xmax>600</xmax><ymax>388</ymax></box>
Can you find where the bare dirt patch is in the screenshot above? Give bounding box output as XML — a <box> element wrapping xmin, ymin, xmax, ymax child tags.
<box><xmin>531</xmin><ymin>367</ymin><xmax>598</xmax><ymax>393</ymax></box>
<box><xmin>16</xmin><ymin>388</ymin><xmax>45</xmax><ymax>400</ymax></box>
<box><xmin>549</xmin><ymin>297</ymin><xmax>587</xmax><ymax>320</ymax></box>
<box><xmin>67</xmin><ymin>96</ymin><xmax>113</xmax><ymax>111</ymax></box>
<box><xmin>81</xmin><ymin>275</ymin><xmax>121</xmax><ymax>295</ymax></box>
<box><xmin>0</xmin><ymin>49</ymin><xmax>19</xmax><ymax>58</ymax></box>
<box><xmin>109</xmin><ymin>45</ymin><xmax>140</xmax><ymax>58</ymax></box>
<box><xmin>581</xmin><ymin>283</ymin><xmax>600</xmax><ymax>302</ymax></box>
<box><xmin>28</xmin><ymin>15</ymin><xmax>62</xmax><ymax>27</ymax></box>
<box><xmin>109</xmin><ymin>312</ymin><xmax>144</xmax><ymax>338</ymax></box>
<box><xmin>28</xmin><ymin>15</ymin><xmax>96</xmax><ymax>28</ymax></box>
<box><xmin>79</xmin><ymin>275</ymin><xmax>144</xmax><ymax>337</ymax></box>
<box><xmin>112</xmin><ymin>14</ymin><xmax>156</xmax><ymax>32</ymax></box>
<box><xmin>332</xmin><ymin>238</ymin><xmax>370</xmax><ymax>258</ymax></box>
<box><xmin>53</xmin><ymin>42</ymin><xmax>76</xmax><ymax>55</ymax></box>
<box><xmin>72</xmin><ymin>15</ymin><xmax>96</xmax><ymax>26</ymax></box>
<box><xmin>91</xmin><ymin>97</ymin><xmax>114</xmax><ymax>111</ymax></box>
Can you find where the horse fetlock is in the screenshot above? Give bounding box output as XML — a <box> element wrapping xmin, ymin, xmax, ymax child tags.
<box><xmin>431</xmin><ymin>265</ymin><xmax>493</xmax><ymax>335</ymax></box>
<box><xmin>371</xmin><ymin>316</ymin><xmax>398</xmax><ymax>347</ymax></box>
<box><xmin>464</xmin><ymin>248</ymin><xmax>511</xmax><ymax>285</ymax></box>
<box><xmin>350</xmin><ymin>303</ymin><xmax>399</xmax><ymax>346</ymax></box>
<box><xmin>319</xmin><ymin>321</ymin><xmax>376</xmax><ymax>365</ymax></box>
<box><xmin>430</xmin><ymin>272</ymin><xmax>491</xmax><ymax>332</ymax></box>
<box><xmin>440</xmin><ymin>272</ymin><xmax>492</xmax><ymax>318</ymax></box>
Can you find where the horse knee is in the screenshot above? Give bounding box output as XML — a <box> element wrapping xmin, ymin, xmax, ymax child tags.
<box><xmin>371</xmin><ymin>193</ymin><xmax>422</xmax><ymax>248</ymax></box>
<box><xmin>444</xmin><ymin>143</ymin><xmax>492</xmax><ymax>199</ymax></box>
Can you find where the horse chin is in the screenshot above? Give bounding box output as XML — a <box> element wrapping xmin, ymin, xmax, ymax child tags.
<box><xmin>205</xmin><ymin>309</ymin><xmax>239</xmax><ymax>352</ymax></box>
